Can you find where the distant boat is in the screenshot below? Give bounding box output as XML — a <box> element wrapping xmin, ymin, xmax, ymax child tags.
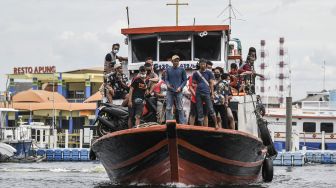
<box><xmin>0</xmin><ymin>142</ymin><xmax>17</xmax><ymax>162</ymax></box>
<box><xmin>265</xmin><ymin>90</ymin><xmax>336</xmax><ymax>150</ymax></box>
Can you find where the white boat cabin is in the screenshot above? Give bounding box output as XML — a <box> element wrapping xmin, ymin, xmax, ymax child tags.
<box><xmin>121</xmin><ymin>25</ymin><xmax>259</xmax><ymax>137</ymax></box>
<box><xmin>121</xmin><ymin>25</ymin><xmax>231</xmax><ymax>74</ymax></box>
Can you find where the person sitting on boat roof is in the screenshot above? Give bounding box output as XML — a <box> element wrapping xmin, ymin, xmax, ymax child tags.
<box><xmin>107</xmin><ymin>62</ymin><xmax>129</xmax><ymax>101</ymax></box>
<box><xmin>104</xmin><ymin>43</ymin><xmax>128</xmax><ymax>75</ymax></box>
<box><xmin>165</xmin><ymin>55</ymin><xmax>187</xmax><ymax>124</ymax></box>
<box><xmin>192</xmin><ymin>59</ymin><xmax>219</xmax><ymax>128</ymax></box>
<box><xmin>103</xmin><ymin>43</ymin><xmax>128</xmax><ymax>103</ymax></box>
<box><xmin>128</xmin><ymin>66</ymin><xmax>147</xmax><ymax>128</ymax></box>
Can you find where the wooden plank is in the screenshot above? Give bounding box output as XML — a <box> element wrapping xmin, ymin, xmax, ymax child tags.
<box><xmin>166</xmin><ymin>120</ymin><xmax>179</xmax><ymax>182</ymax></box>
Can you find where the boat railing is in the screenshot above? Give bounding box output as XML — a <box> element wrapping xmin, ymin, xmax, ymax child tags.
<box><xmin>302</xmin><ymin>101</ymin><xmax>335</xmax><ymax>111</ymax></box>
<box><xmin>0</xmin><ymin>127</ymin><xmax>30</xmax><ymax>141</ymax></box>
<box><xmin>273</xmin><ymin>131</ymin><xmax>335</xmax><ymax>150</ymax></box>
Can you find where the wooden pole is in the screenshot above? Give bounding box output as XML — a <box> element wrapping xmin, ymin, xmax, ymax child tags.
<box><xmin>285</xmin><ymin>97</ymin><xmax>292</xmax><ymax>151</ymax></box>
<box><xmin>65</xmin><ymin>129</ymin><xmax>69</xmax><ymax>149</ymax></box>
<box><xmin>80</xmin><ymin>129</ymin><xmax>83</xmax><ymax>149</ymax></box>
<box><xmin>166</xmin><ymin>0</ymin><xmax>188</xmax><ymax>26</ymax></box>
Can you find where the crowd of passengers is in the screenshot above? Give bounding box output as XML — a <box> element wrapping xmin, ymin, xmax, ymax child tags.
<box><xmin>103</xmin><ymin>43</ymin><xmax>264</xmax><ymax>129</ymax></box>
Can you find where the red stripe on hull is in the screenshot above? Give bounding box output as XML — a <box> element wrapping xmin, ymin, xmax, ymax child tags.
<box><xmin>178</xmin><ymin>138</ymin><xmax>264</xmax><ymax>167</ymax></box>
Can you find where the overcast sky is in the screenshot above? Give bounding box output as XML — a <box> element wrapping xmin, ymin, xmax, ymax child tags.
<box><xmin>0</xmin><ymin>0</ymin><xmax>335</xmax><ymax>100</ymax></box>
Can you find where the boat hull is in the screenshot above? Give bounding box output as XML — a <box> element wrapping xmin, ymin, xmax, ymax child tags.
<box><xmin>92</xmin><ymin>121</ymin><xmax>266</xmax><ymax>186</ymax></box>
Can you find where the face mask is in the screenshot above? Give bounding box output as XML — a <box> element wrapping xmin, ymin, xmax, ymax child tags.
<box><xmin>113</xmin><ymin>49</ymin><xmax>119</xmax><ymax>54</ymax></box>
<box><xmin>140</xmin><ymin>73</ymin><xmax>146</xmax><ymax>78</ymax></box>
<box><xmin>214</xmin><ymin>73</ymin><xmax>221</xmax><ymax>79</ymax></box>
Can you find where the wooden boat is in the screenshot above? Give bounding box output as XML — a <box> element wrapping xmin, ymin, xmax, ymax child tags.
<box><xmin>92</xmin><ymin>121</ymin><xmax>266</xmax><ymax>185</ymax></box>
<box><xmin>91</xmin><ymin>22</ymin><xmax>276</xmax><ymax>185</ymax></box>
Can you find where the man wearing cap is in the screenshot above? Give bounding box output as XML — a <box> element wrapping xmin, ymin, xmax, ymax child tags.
<box><xmin>165</xmin><ymin>55</ymin><xmax>187</xmax><ymax>124</ymax></box>
<box><xmin>106</xmin><ymin>62</ymin><xmax>129</xmax><ymax>102</ymax></box>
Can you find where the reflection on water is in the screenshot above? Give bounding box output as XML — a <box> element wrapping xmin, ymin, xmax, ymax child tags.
<box><xmin>0</xmin><ymin>162</ymin><xmax>335</xmax><ymax>188</ymax></box>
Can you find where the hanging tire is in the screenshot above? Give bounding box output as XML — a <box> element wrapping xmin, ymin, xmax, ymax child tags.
<box><xmin>262</xmin><ymin>158</ymin><xmax>274</xmax><ymax>182</ymax></box>
<box><xmin>258</xmin><ymin>119</ymin><xmax>272</xmax><ymax>146</ymax></box>
<box><xmin>89</xmin><ymin>149</ymin><xmax>96</xmax><ymax>160</ymax></box>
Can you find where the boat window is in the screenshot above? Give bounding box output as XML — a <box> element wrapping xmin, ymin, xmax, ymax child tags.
<box><xmin>159</xmin><ymin>34</ymin><xmax>191</xmax><ymax>61</ymax></box>
<box><xmin>303</xmin><ymin>122</ymin><xmax>316</xmax><ymax>132</ymax></box>
<box><xmin>292</xmin><ymin>122</ymin><xmax>297</xmax><ymax>126</ymax></box>
<box><xmin>321</xmin><ymin>122</ymin><xmax>333</xmax><ymax>133</ymax></box>
<box><xmin>132</xmin><ymin>36</ymin><xmax>157</xmax><ymax>63</ymax></box>
<box><xmin>31</xmin><ymin>129</ymin><xmax>36</xmax><ymax>140</ymax></box>
<box><xmin>194</xmin><ymin>33</ymin><xmax>221</xmax><ymax>61</ymax></box>
<box><xmin>43</xmin><ymin>130</ymin><xmax>46</xmax><ymax>142</ymax></box>
<box><xmin>37</xmin><ymin>130</ymin><xmax>40</xmax><ymax>141</ymax></box>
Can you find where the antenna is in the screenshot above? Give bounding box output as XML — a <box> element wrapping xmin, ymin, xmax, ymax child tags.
<box><xmin>126</xmin><ymin>6</ymin><xmax>130</xmax><ymax>28</ymax></box>
<box><xmin>323</xmin><ymin>60</ymin><xmax>326</xmax><ymax>91</ymax></box>
<box><xmin>166</xmin><ymin>0</ymin><xmax>189</xmax><ymax>26</ymax></box>
<box><xmin>217</xmin><ymin>0</ymin><xmax>245</xmax><ymax>29</ymax></box>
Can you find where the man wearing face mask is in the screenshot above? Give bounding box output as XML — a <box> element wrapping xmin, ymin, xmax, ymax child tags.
<box><xmin>107</xmin><ymin>62</ymin><xmax>129</xmax><ymax>101</ymax></box>
<box><xmin>103</xmin><ymin>43</ymin><xmax>128</xmax><ymax>103</ymax></box>
<box><xmin>144</xmin><ymin>62</ymin><xmax>159</xmax><ymax>96</ymax></box>
<box><xmin>128</xmin><ymin>66</ymin><xmax>147</xmax><ymax>128</ymax></box>
<box><xmin>165</xmin><ymin>55</ymin><xmax>187</xmax><ymax>124</ymax></box>
<box><xmin>104</xmin><ymin>43</ymin><xmax>128</xmax><ymax>75</ymax></box>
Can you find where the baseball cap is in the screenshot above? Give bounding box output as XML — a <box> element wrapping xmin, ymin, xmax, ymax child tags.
<box><xmin>114</xmin><ymin>62</ymin><xmax>122</xmax><ymax>69</ymax></box>
<box><xmin>172</xmin><ymin>55</ymin><xmax>180</xmax><ymax>61</ymax></box>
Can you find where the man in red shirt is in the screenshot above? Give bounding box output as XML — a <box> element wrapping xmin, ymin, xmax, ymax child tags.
<box><xmin>238</xmin><ymin>55</ymin><xmax>264</xmax><ymax>94</ymax></box>
<box><xmin>153</xmin><ymin>77</ymin><xmax>167</xmax><ymax>124</ymax></box>
<box><xmin>188</xmin><ymin>76</ymin><xmax>197</xmax><ymax>125</ymax></box>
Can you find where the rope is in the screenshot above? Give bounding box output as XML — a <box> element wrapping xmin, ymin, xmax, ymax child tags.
<box><xmin>136</xmin><ymin>122</ymin><xmax>160</xmax><ymax>128</ymax></box>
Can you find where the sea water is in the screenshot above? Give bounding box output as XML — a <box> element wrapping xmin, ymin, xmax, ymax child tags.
<box><xmin>0</xmin><ymin>162</ymin><xmax>335</xmax><ymax>188</ymax></box>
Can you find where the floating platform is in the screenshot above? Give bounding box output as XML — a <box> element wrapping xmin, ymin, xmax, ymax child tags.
<box><xmin>35</xmin><ymin>148</ymin><xmax>90</xmax><ymax>161</ymax></box>
<box><xmin>273</xmin><ymin>150</ymin><xmax>336</xmax><ymax>166</ymax></box>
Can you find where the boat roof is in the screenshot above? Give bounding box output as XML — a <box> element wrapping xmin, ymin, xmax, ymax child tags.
<box><xmin>0</xmin><ymin>108</ymin><xmax>17</xmax><ymax>112</ymax></box>
<box><xmin>121</xmin><ymin>25</ymin><xmax>230</xmax><ymax>35</ymax></box>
